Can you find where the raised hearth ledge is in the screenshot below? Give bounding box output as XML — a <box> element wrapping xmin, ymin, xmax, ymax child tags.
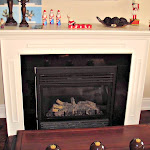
<box><xmin>0</xmin><ymin>23</ymin><xmax>149</xmax><ymax>136</ymax></box>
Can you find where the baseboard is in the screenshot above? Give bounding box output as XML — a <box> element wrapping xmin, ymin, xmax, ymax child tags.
<box><xmin>0</xmin><ymin>104</ymin><xmax>6</xmax><ymax>118</ymax></box>
<box><xmin>141</xmin><ymin>98</ymin><xmax>150</xmax><ymax>110</ymax></box>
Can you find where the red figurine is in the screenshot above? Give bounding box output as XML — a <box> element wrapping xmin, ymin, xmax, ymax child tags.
<box><xmin>67</xmin><ymin>15</ymin><xmax>76</xmax><ymax>26</ymax></box>
<box><xmin>130</xmin><ymin>0</ymin><xmax>139</xmax><ymax>25</ymax></box>
<box><xmin>56</xmin><ymin>10</ymin><xmax>61</xmax><ymax>25</ymax></box>
<box><xmin>49</xmin><ymin>9</ymin><xmax>54</xmax><ymax>24</ymax></box>
<box><xmin>67</xmin><ymin>15</ymin><xmax>92</xmax><ymax>29</ymax></box>
<box><xmin>42</xmin><ymin>10</ymin><xmax>47</xmax><ymax>26</ymax></box>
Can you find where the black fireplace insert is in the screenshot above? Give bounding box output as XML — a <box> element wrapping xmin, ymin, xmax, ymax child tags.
<box><xmin>35</xmin><ymin>66</ymin><xmax>117</xmax><ymax>129</ymax></box>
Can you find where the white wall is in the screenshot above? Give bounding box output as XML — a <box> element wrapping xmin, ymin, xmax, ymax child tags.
<box><xmin>42</xmin><ymin>0</ymin><xmax>132</xmax><ymax>24</ymax></box>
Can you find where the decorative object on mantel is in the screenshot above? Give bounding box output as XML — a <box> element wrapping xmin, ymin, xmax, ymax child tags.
<box><xmin>67</xmin><ymin>15</ymin><xmax>76</xmax><ymax>25</ymax></box>
<box><xmin>5</xmin><ymin>0</ymin><xmax>17</xmax><ymax>26</ymax></box>
<box><xmin>49</xmin><ymin>9</ymin><xmax>54</xmax><ymax>24</ymax></box>
<box><xmin>129</xmin><ymin>138</ymin><xmax>144</xmax><ymax>150</ymax></box>
<box><xmin>56</xmin><ymin>10</ymin><xmax>61</xmax><ymax>26</ymax></box>
<box><xmin>42</xmin><ymin>10</ymin><xmax>47</xmax><ymax>26</ymax></box>
<box><xmin>0</xmin><ymin>18</ymin><xmax>5</xmax><ymax>28</ymax></box>
<box><xmin>18</xmin><ymin>0</ymin><xmax>29</xmax><ymax>27</ymax></box>
<box><xmin>0</xmin><ymin>0</ymin><xmax>42</xmax><ymax>25</ymax></box>
<box><xmin>31</xmin><ymin>25</ymin><xmax>43</xmax><ymax>29</ymax></box>
<box><xmin>90</xmin><ymin>141</ymin><xmax>105</xmax><ymax>150</ymax></box>
<box><xmin>67</xmin><ymin>15</ymin><xmax>92</xmax><ymax>29</ymax></box>
<box><xmin>46</xmin><ymin>144</ymin><xmax>61</xmax><ymax>150</ymax></box>
<box><xmin>96</xmin><ymin>16</ymin><xmax>132</xmax><ymax>28</ymax></box>
<box><xmin>130</xmin><ymin>0</ymin><xmax>139</xmax><ymax>25</ymax></box>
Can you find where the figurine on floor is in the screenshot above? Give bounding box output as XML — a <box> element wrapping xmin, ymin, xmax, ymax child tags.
<box><xmin>56</xmin><ymin>10</ymin><xmax>61</xmax><ymax>25</ymax></box>
<box><xmin>42</xmin><ymin>10</ymin><xmax>47</xmax><ymax>26</ymax></box>
<box><xmin>49</xmin><ymin>9</ymin><xmax>54</xmax><ymax>24</ymax></box>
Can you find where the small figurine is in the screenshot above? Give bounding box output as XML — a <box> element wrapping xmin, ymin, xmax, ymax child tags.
<box><xmin>42</xmin><ymin>10</ymin><xmax>47</xmax><ymax>26</ymax></box>
<box><xmin>90</xmin><ymin>141</ymin><xmax>105</xmax><ymax>150</ymax></box>
<box><xmin>56</xmin><ymin>10</ymin><xmax>61</xmax><ymax>25</ymax></box>
<box><xmin>46</xmin><ymin>144</ymin><xmax>61</xmax><ymax>150</ymax></box>
<box><xmin>67</xmin><ymin>15</ymin><xmax>76</xmax><ymax>26</ymax></box>
<box><xmin>49</xmin><ymin>9</ymin><xmax>54</xmax><ymax>24</ymax></box>
<box><xmin>129</xmin><ymin>138</ymin><xmax>144</xmax><ymax>150</ymax></box>
<box><xmin>0</xmin><ymin>18</ymin><xmax>5</xmax><ymax>29</ymax></box>
<box><xmin>130</xmin><ymin>0</ymin><xmax>139</xmax><ymax>25</ymax></box>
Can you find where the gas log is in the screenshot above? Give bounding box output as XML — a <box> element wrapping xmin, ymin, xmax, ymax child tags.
<box><xmin>46</xmin><ymin>97</ymin><xmax>101</xmax><ymax>117</ymax></box>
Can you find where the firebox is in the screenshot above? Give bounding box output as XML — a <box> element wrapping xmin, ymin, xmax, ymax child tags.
<box><xmin>21</xmin><ymin>54</ymin><xmax>131</xmax><ymax>130</ymax></box>
<box><xmin>35</xmin><ymin>66</ymin><xmax>117</xmax><ymax>129</ymax></box>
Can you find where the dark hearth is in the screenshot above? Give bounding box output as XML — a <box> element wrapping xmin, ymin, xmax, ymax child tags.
<box><xmin>21</xmin><ymin>54</ymin><xmax>131</xmax><ymax>130</ymax></box>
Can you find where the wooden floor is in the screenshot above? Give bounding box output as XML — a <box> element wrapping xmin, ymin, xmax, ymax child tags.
<box><xmin>0</xmin><ymin>118</ymin><xmax>7</xmax><ymax>150</ymax></box>
<box><xmin>0</xmin><ymin>110</ymin><xmax>150</xmax><ymax>150</ymax></box>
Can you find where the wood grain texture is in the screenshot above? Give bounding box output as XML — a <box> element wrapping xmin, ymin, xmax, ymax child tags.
<box><xmin>1</xmin><ymin>111</ymin><xmax>150</xmax><ymax>150</ymax></box>
<box><xmin>0</xmin><ymin>118</ymin><xmax>7</xmax><ymax>150</ymax></box>
<box><xmin>15</xmin><ymin>124</ymin><xmax>150</xmax><ymax>150</ymax></box>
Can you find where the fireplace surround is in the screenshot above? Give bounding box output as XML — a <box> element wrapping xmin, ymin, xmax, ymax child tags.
<box><xmin>0</xmin><ymin>24</ymin><xmax>149</xmax><ymax>136</ymax></box>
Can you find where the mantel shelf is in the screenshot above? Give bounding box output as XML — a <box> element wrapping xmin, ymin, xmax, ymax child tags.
<box><xmin>0</xmin><ymin>23</ymin><xmax>150</xmax><ymax>39</ymax></box>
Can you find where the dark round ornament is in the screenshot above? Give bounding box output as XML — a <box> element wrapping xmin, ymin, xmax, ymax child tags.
<box><xmin>118</xmin><ymin>17</ymin><xmax>128</xmax><ymax>26</ymax></box>
<box><xmin>129</xmin><ymin>138</ymin><xmax>144</xmax><ymax>150</ymax></box>
<box><xmin>90</xmin><ymin>141</ymin><xmax>105</xmax><ymax>150</ymax></box>
<box><xmin>111</xmin><ymin>17</ymin><xmax>120</xmax><ymax>27</ymax></box>
<box><xmin>46</xmin><ymin>144</ymin><xmax>61</xmax><ymax>150</ymax></box>
<box><xmin>103</xmin><ymin>17</ymin><xmax>111</xmax><ymax>26</ymax></box>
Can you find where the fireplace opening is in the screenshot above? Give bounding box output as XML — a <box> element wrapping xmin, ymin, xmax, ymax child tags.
<box><xmin>21</xmin><ymin>54</ymin><xmax>131</xmax><ymax>130</ymax></box>
<box><xmin>35</xmin><ymin>66</ymin><xmax>117</xmax><ymax>129</ymax></box>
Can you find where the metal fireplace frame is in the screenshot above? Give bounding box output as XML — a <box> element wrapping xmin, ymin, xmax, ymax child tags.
<box><xmin>35</xmin><ymin>66</ymin><xmax>117</xmax><ymax>129</ymax></box>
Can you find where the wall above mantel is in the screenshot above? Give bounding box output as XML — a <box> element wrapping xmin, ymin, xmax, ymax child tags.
<box><xmin>42</xmin><ymin>0</ymin><xmax>150</xmax><ymax>26</ymax></box>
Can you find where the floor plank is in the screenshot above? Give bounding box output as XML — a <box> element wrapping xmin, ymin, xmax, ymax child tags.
<box><xmin>0</xmin><ymin>118</ymin><xmax>7</xmax><ymax>150</ymax></box>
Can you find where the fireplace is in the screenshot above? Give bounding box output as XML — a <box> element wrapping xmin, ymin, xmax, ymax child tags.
<box><xmin>35</xmin><ymin>66</ymin><xmax>117</xmax><ymax>129</ymax></box>
<box><xmin>21</xmin><ymin>54</ymin><xmax>131</xmax><ymax>130</ymax></box>
<box><xmin>0</xmin><ymin>27</ymin><xmax>149</xmax><ymax>136</ymax></box>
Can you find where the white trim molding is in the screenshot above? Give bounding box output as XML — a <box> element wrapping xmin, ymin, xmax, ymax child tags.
<box><xmin>141</xmin><ymin>98</ymin><xmax>150</xmax><ymax>110</ymax></box>
<box><xmin>0</xmin><ymin>104</ymin><xmax>6</xmax><ymax>118</ymax></box>
<box><xmin>0</xmin><ymin>24</ymin><xmax>149</xmax><ymax>136</ymax></box>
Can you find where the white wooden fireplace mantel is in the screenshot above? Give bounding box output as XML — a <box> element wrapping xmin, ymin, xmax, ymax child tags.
<box><xmin>0</xmin><ymin>24</ymin><xmax>150</xmax><ymax>136</ymax></box>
